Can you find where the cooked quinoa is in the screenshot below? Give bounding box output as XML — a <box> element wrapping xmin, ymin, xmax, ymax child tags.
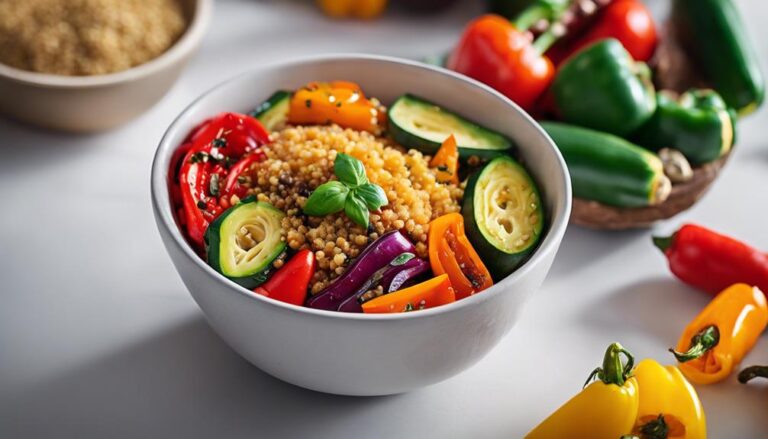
<box><xmin>244</xmin><ymin>125</ymin><xmax>464</xmax><ymax>294</ymax></box>
<box><xmin>0</xmin><ymin>0</ymin><xmax>187</xmax><ymax>76</ymax></box>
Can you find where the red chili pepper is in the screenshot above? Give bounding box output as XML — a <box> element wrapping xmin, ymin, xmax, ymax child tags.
<box><xmin>548</xmin><ymin>0</ymin><xmax>657</xmax><ymax>64</ymax></box>
<box><xmin>254</xmin><ymin>249</ymin><xmax>316</xmax><ymax>306</ymax></box>
<box><xmin>447</xmin><ymin>14</ymin><xmax>557</xmax><ymax>112</ymax></box>
<box><xmin>653</xmin><ymin>224</ymin><xmax>768</xmax><ymax>297</ymax></box>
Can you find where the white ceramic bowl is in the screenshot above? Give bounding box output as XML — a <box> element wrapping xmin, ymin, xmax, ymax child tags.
<box><xmin>151</xmin><ymin>55</ymin><xmax>572</xmax><ymax>396</ymax></box>
<box><xmin>0</xmin><ymin>0</ymin><xmax>212</xmax><ymax>133</ymax></box>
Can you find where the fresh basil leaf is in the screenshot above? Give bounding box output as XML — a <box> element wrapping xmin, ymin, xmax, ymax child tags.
<box><xmin>334</xmin><ymin>153</ymin><xmax>368</xmax><ymax>187</ymax></box>
<box><xmin>344</xmin><ymin>194</ymin><xmax>369</xmax><ymax>228</ymax></box>
<box><xmin>390</xmin><ymin>252</ymin><xmax>415</xmax><ymax>266</ymax></box>
<box><xmin>303</xmin><ymin>181</ymin><xmax>348</xmax><ymax>216</ymax></box>
<box><xmin>355</xmin><ymin>183</ymin><xmax>388</xmax><ymax>211</ymax></box>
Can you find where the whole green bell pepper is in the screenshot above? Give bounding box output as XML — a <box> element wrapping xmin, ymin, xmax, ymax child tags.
<box><xmin>551</xmin><ymin>38</ymin><xmax>657</xmax><ymax>137</ymax></box>
<box><xmin>634</xmin><ymin>89</ymin><xmax>735</xmax><ymax>165</ymax></box>
<box><xmin>672</xmin><ymin>0</ymin><xmax>764</xmax><ymax>116</ymax></box>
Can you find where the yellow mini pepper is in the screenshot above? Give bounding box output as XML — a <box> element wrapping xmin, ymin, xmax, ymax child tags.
<box><xmin>671</xmin><ymin>283</ymin><xmax>768</xmax><ymax>384</ymax></box>
<box><xmin>317</xmin><ymin>0</ymin><xmax>387</xmax><ymax>19</ymax></box>
<box><xmin>628</xmin><ymin>359</ymin><xmax>707</xmax><ymax>439</ymax></box>
<box><xmin>526</xmin><ymin>343</ymin><xmax>639</xmax><ymax>439</ymax></box>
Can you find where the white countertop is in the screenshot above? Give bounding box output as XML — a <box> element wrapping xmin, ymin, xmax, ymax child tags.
<box><xmin>2</xmin><ymin>0</ymin><xmax>767</xmax><ymax>437</ymax></box>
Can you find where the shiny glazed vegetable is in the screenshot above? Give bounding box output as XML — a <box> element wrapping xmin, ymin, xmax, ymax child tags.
<box><xmin>317</xmin><ymin>0</ymin><xmax>387</xmax><ymax>19</ymax></box>
<box><xmin>254</xmin><ymin>249</ymin><xmax>316</xmax><ymax>306</ymax></box>
<box><xmin>653</xmin><ymin>224</ymin><xmax>768</xmax><ymax>296</ymax></box>
<box><xmin>630</xmin><ymin>359</ymin><xmax>706</xmax><ymax>439</ymax></box>
<box><xmin>362</xmin><ymin>274</ymin><xmax>456</xmax><ymax>313</ymax></box>
<box><xmin>671</xmin><ymin>283</ymin><xmax>768</xmax><ymax>385</ymax></box>
<box><xmin>288</xmin><ymin>81</ymin><xmax>383</xmax><ymax>133</ymax></box>
<box><xmin>430</xmin><ymin>135</ymin><xmax>459</xmax><ymax>185</ymax></box>
<box><xmin>672</xmin><ymin>0</ymin><xmax>765</xmax><ymax>115</ymax></box>
<box><xmin>634</xmin><ymin>89</ymin><xmax>735</xmax><ymax>165</ymax></box>
<box><xmin>526</xmin><ymin>343</ymin><xmax>639</xmax><ymax>439</ymax></box>
<box><xmin>542</xmin><ymin>122</ymin><xmax>670</xmax><ymax>208</ymax></box>
<box><xmin>551</xmin><ymin>39</ymin><xmax>656</xmax><ymax>136</ymax></box>
<box><xmin>428</xmin><ymin>213</ymin><xmax>493</xmax><ymax>300</ymax></box>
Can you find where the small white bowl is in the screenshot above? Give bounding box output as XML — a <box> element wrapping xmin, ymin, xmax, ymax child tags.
<box><xmin>0</xmin><ymin>0</ymin><xmax>212</xmax><ymax>133</ymax></box>
<box><xmin>151</xmin><ymin>55</ymin><xmax>572</xmax><ymax>396</ymax></box>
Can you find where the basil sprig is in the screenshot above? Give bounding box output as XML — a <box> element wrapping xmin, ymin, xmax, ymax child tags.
<box><xmin>303</xmin><ymin>153</ymin><xmax>388</xmax><ymax>228</ymax></box>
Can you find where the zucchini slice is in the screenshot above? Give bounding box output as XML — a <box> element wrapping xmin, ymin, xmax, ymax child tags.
<box><xmin>251</xmin><ymin>90</ymin><xmax>291</xmax><ymax>131</ymax></box>
<box><xmin>205</xmin><ymin>199</ymin><xmax>287</xmax><ymax>288</ymax></box>
<box><xmin>388</xmin><ymin>94</ymin><xmax>514</xmax><ymax>159</ymax></box>
<box><xmin>463</xmin><ymin>157</ymin><xmax>544</xmax><ymax>280</ymax></box>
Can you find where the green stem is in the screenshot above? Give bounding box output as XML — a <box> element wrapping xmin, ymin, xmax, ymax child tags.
<box><xmin>738</xmin><ymin>365</ymin><xmax>768</xmax><ymax>384</ymax></box>
<box><xmin>652</xmin><ymin>233</ymin><xmax>675</xmax><ymax>252</ymax></box>
<box><xmin>584</xmin><ymin>342</ymin><xmax>635</xmax><ymax>387</ymax></box>
<box><xmin>512</xmin><ymin>4</ymin><xmax>553</xmax><ymax>32</ymax></box>
<box><xmin>532</xmin><ymin>28</ymin><xmax>561</xmax><ymax>54</ymax></box>
<box><xmin>670</xmin><ymin>325</ymin><xmax>720</xmax><ymax>363</ymax></box>
<box><xmin>639</xmin><ymin>414</ymin><xmax>669</xmax><ymax>439</ymax></box>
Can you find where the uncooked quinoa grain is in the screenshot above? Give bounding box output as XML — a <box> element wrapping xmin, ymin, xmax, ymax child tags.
<box><xmin>0</xmin><ymin>0</ymin><xmax>187</xmax><ymax>75</ymax></box>
<box><xmin>245</xmin><ymin>125</ymin><xmax>464</xmax><ymax>294</ymax></box>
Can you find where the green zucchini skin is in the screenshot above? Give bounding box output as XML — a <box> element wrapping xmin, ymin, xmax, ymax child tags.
<box><xmin>205</xmin><ymin>199</ymin><xmax>286</xmax><ymax>289</ymax></box>
<box><xmin>388</xmin><ymin>94</ymin><xmax>514</xmax><ymax>160</ymax></box>
<box><xmin>672</xmin><ymin>0</ymin><xmax>765</xmax><ymax>115</ymax></box>
<box><xmin>542</xmin><ymin>122</ymin><xmax>666</xmax><ymax>208</ymax></box>
<box><xmin>462</xmin><ymin>156</ymin><xmax>544</xmax><ymax>281</ymax></box>
<box><xmin>251</xmin><ymin>90</ymin><xmax>292</xmax><ymax>131</ymax></box>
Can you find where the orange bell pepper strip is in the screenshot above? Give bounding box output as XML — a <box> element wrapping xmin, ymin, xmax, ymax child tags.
<box><xmin>670</xmin><ymin>283</ymin><xmax>768</xmax><ymax>384</ymax></box>
<box><xmin>317</xmin><ymin>0</ymin><xmax>387</xmax><ymax>19</ymax></box>
<box><xmin>362</xmin><ymin>274</ymin><xmax>455</xmax><ymax>313</ymax></box>
<box><xmin>428</xmin><ymin>213</ymin><xmax>493</xmax><ymax>300</ymax></box>
<box><xmin>429</xmin><ymin>134</ymin><xmax>459</xmax><ymax>185</ymax></box>
<box><xmin>288</xmin><ymin>81</ymin><xmax>383</xmax><ymax>134</ymax></box>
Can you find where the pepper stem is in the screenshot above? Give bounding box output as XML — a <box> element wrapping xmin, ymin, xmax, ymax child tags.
<box><xmin>652</xmin><ymin>234</ymin><xmax>675</xmax><ymax>252</ymax></box>
<box><xmin>670</xmin><ymin>325</ymin><xmax>720</xmax><ymax>363</ymax></box>
<box><xmin>512</xmin><ymin>4</ymin><xmax>554</xmax><ymax>32</ymax></box>
<box><xmin>584</xmin><ymin>342</ymin><xmax>635</xmax><ymax>387</ymax></box>
<box><xmin>639</xmin><ymin>414</ymin><xmax>670</xmax><ymax>439</ymax></box>
<box><xmin>738</xmin><ymin>365</ymin><xmax>768</xmax><ymax>384</ymax></box>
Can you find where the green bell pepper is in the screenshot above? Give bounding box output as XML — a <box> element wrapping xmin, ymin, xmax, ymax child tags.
<box><xmin>542</xmin><ymin>121</ymin><xmax>671</xmax><ymax>208</ymax></box>
<box><xmin>672</xmin><ymin>0</ymin><xmax>764</xmax><ymax>116</ymax></box>
<box><xmin>551</xmin><ymin>38</ymin><xmax>657</xmax><ymax>137</ymax></box>
<box><xmin>634</xmin><ymin>89</ymin><xmax>735</xmax><ymax>165</ymax></box>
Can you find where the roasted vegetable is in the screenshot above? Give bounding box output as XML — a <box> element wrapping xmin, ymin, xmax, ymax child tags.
<box><xmin>526</xmin><ymin>343</ymin><xmax>639</xmax><ymax>439</ymax></box>
<box><xmin>542</xmin><ymin>122</ymin><xmax>670</xmax><ymax>208</ymax></box>
<box><xmin>430</xmin><ymin>135</ymin><xmax>459</xmax><ymax>185</ymax></box>
<box><xmin>362</xmin><ymin>274</ymin><xmax>456</xmax><ymax>313</ymax></box>
<box><xmin>254</xmin><ymin>249</ymin><xmax>316</xmax><ymax>306</ymax></box>
<box><xmin>672</xmin><ymin>0</ymin><xmax>765</xmax><ymax>115</ymax></box>
<box><xmin>447</xmin><ymin>14</ymin><xmax>559</xmax><ymax>112</ymax></box>
<box><xmin>205</xmin><ymin>199</ymin><xmax>286</xmax><ymax>288</ymax></box>
<box><xmin>306</xmin><ymin>231</ymin><xmax>416</xmax><ymax>310</ymax></box>
<box><xmin>428</xmin><ymin>213</ymin><xmax>494</xmax><ymax>300</ymax></box>
<box><xmin>317</xmin><ymin>0</ymin><xmax>387</xmax><ymax>19</ymax></box>
<box><xmin>630</xmin><ymin>359</ymin><xmax>706</xmax><ymax>439</ymax></box>
<box><xmin>388</xmin><ymin>94</ymin><xmax>513</xmax><ymax>159</ymax></box>
<box><xmin>634</xmin><ymin>89</ymin><xmax>734</xmax><ymax>165</ymax></box>
<box><xmin>288</xmin><ymin>81</ymin><xmax>383</xmax><ymax>133</ymax></box>
<box><xmin>653</xmin><ymin>224</ymin><xmax>768</xmax><ymax>297</ymax></box>
<box><xmin>463</xmin><ymin>156</ymin><xmax>544</xmax><ymax>280</ymax></box>
<box><xmin>551</xmin><ymin>39</ymin><xmax>656</xmax><ymax>136</ymax></box>
<box><xmin>671</xmin><ymin>283</ymin><xmax>768</xmax><ymax>385</ymax></box>
<box><xmin>251</xmin><ymin>90</ymin><xmax>291</xmax><ymax>131</ymax></box>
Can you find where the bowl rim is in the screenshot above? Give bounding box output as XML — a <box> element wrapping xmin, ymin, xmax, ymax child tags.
<box><xmin>0</xmin><ymin>0</ymin><xmax>213</xmax><ymax>88</ymax></box>
<box><xmin>151</xmin><ymin>53</ymin><xmax>572</xmax><ymax>321</ymax></box>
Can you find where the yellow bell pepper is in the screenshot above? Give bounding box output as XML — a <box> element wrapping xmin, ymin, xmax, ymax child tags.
<box><xmin>628</xmin><ymin>359</ymin><xmax>707</xmax><ymax>439</ymax></box>
<box><xmin>526</xmin><ymin>343</ymin><xmax>639</xmax><ymax>439</ymax></box>
<box><xmin>317</xmin><ymin>0</ymin><xmax>387</xmax><ymax>19</ymax></box>
<box><xmin>670</xmin><ymin>283</ymin><xmax>768</xmax><ymax>384</ymax></box>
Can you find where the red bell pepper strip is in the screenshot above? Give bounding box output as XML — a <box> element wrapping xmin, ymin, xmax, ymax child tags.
<box><xmin>548</xmin><ymin>0</ymin><xmax>657</xmax><ymax>64</ymax></box>
<box><xmin>254</xmin><ymin>249</ymin><xmax>316</xmax><ymax>306</ymax></box>
<box><xmin>447</xmin><ymin>14</ymin><xmax>558</xmax><ymax>112</ymax></box>
<box><xmin>188</xmin><ymin>112</ymin><xmax>270</xmax><ymax>157</ymax></box>
<box><xmin>653</xmin><ymin>224</ymin><xmax>768</xmax><ymax>297</ymax></box>
<box><xmin>221</xmin><ymin>151</ymin><xmax>266</xmax><ymax>200</ymax></box>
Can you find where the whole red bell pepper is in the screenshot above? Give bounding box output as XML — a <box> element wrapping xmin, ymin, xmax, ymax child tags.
<box><xmin>548</xmin><ymin>0</ymin><xmax>657</xmax><ymax>64</ymax></box>
<box><xmin>447</xmin><ymin>14</ymin><xmax>557</xmax><ymax>112</ymax></box>
<box><xmin>254</xmin><ymin>249</ymin><xmax>316</xmax><ymax>306</ymax></box>
<box><xmin>653</xmin><ymin>224</ymin><xmax>768</xmax><ymax>297</ymax></box>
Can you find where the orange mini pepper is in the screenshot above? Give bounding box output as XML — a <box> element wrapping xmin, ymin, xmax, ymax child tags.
<box><xmin>288</xmin><ymin>81</ymin><xmax>383</xmax><ymax>134</ymax></box>
<box><xmin>362</xmin><ymin>274</ymin><xmax>455</xmax><ymax>313</ymax></box>
<box><xmin>429</xmin><ymin>134</ymin><xmax>459</xmax><ymax>185</ymax></box>
<box><xmin>317</xmin><ymin>0</ymin><xmax>387</xmax><ymax>19</ymax></box>
<box><xmin>670</xmin><ymin>283</ymin><xmax>768</xmax><ymax>384</ymax></box>
<box><xmin>428</xmin><ymin>213</ymin><xmax>493</xmax><ymax>300</ymax></box>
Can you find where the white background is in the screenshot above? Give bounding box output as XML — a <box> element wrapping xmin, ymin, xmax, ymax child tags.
<box><xmin>1</xmin><ymin>0</ymin><xmax>767</xmax><ymax>437</ymax></box>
